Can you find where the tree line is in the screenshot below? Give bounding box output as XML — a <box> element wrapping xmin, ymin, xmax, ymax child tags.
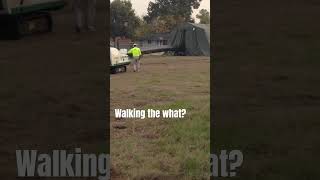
<box><xmin>110</xmin><ymin>0</ymin><xmax>210</xmax><ymax>40</ymax></box>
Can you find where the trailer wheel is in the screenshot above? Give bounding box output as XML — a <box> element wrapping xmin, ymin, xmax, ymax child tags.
<box><xmin>119</xmin><ymin>66</ymin><xmax>127</xmax><ymax>73</ymax></box>
<box><xmin>110</xmin><ymin>66</ymin><xmax>127</xmax><ymax>74</ymax></box>
<box><xmin>117</xmin><ymin>67</ymin><xmax>124</xmax><ymax>73</ymax></box>
<box><xmin>111</xmin><ymin>68</ymin><xmax>117</xmax><ymax>74</ymax></box>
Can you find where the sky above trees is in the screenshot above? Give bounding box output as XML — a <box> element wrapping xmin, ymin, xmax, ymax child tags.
<box><xmin>109</xmin><ymin>0</ymin><xmax>210</xmax><ymax>22</ymax></box>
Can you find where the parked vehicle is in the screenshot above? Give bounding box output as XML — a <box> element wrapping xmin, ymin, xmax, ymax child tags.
<box><xmin>110</xmin><ymin>47</ymin><xmax>131</xmax><ymax>74</ymax></box>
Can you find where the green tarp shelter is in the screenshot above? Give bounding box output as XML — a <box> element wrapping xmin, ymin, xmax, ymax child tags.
<box><xmin>170</xmin><ymin>23</ymin><xmax>210</xmax><ymax>56</ymax></box>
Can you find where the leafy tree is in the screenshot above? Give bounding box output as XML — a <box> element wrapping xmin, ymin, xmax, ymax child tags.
<box><xmin>150</xmin><ymin>15</ymin><xmax>185</xmax><ymax>33</ymax></box>
<box><xmin>135</xmin><ymin>15</ymin><xmax>185</xmax><ymax>38</ymax></box>
<box><xmin>196</xmin><ymin>9</ymin><xmax>210</xmax><ymax>24</ymax></box>
<box><xmin>144</xmin><ymin>0</ymin><xmax>202</xmax><ymax>23</ymax></box>
<box><xmin>134</xmin><ymin>18</ymin><xmax>152</xmax><ymax>39</ymax></box>
<box><xmin>110</xmin><ymin>0</ymin><xmax>140</xmax><ymax>39</ymax></box>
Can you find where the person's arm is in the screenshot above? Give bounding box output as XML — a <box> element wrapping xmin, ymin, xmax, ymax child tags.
<box><xmin>127</xmin><ymin>48</ymin><xmax>133</xmax><ymax>58</ymax></box>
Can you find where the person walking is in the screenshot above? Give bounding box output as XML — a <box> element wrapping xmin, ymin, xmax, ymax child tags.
<box><xmin>73</xmin><ymin>0</ymin><xmax>96</xmax><ymax>32</ymax></box>
<box><xmin>128</xmin><ymin>44</ymin><xmax>142</xmax><ymax>72</ymax></box>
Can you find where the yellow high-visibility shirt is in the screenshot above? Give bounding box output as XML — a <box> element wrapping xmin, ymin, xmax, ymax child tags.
<box><xmin>128</xmin><ymin>47</ymin><xmax>142</xmax><ymax>57</ymax></box>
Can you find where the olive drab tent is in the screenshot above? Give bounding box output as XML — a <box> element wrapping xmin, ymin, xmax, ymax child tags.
<box><xmin>169</xmin><ymin>23</ymin><xmax>210</xmax><ymax>56</ymax></box>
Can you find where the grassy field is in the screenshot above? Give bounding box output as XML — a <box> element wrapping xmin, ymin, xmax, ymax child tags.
<box><xmin>110</xmin><ymin>55</ymin><xmax>210</xmax><ymax>179</ymax></box>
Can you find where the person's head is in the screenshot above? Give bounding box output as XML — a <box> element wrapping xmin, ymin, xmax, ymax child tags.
<box><xmin>133</xmin><ymin>43</ymin><xmax>137</xmax><ymax>47</ymax></box>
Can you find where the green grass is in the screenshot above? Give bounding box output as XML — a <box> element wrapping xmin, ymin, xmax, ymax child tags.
<box><xmin>154</xmin><ymin>101</ymin><xmax>210</xmax><ymax>178</ymax></box>
<box><xmin>112</xmin><ymin>100</ymin><xmax>210</xmax><ymax>179</ymax></box>
<box><xmin>111</xmin><ymin>57</ymin><xmax>210</xmax><ymax>179</ymax></box>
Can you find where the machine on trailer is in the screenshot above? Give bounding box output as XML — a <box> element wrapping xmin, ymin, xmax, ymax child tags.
<box><xmin>109</xmin><ymin>46</ymin><xmax>176</xmax><ymax>74</ymax></box>
<box><xmin>0</xmin><ymin>0</ymin><xmax>66</xmax><ymax>39</ymax></box>
<box><xmin>110</xmin><ymin>47</ymin><xmax>131</xmax><ymax>74</ymax></box>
